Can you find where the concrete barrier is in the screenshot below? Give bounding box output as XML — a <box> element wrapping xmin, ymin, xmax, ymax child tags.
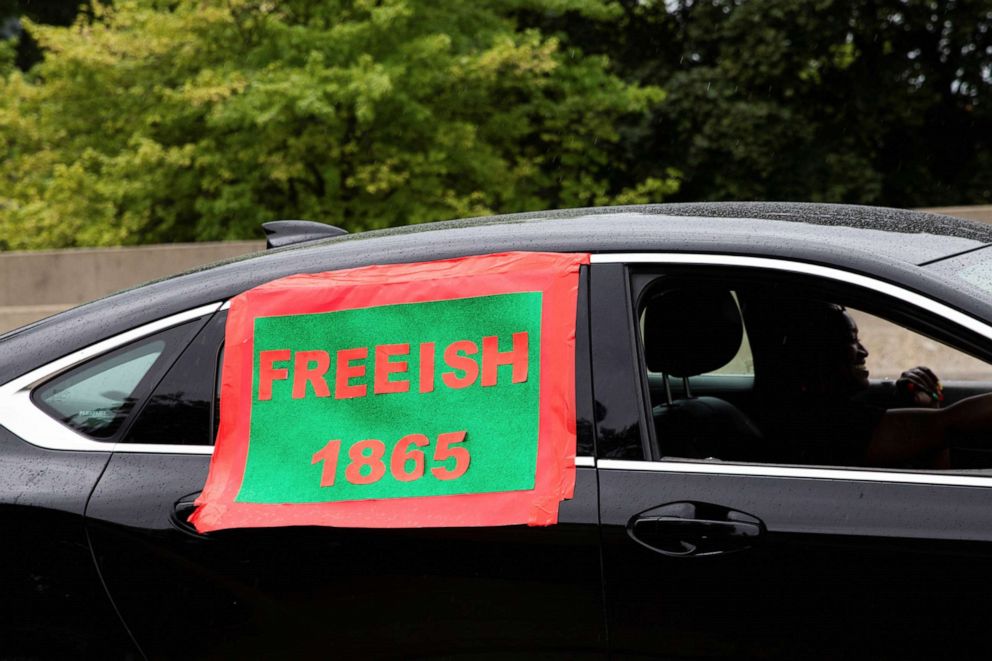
<box><xmin>0</xmin><ymin>241</ymin><xmax>263</xmax><ymax>332</ymax></box>
<box><xmin>922</xmin><ymin>205</ymin><xmax>992</xmax><ymax>224</ymax></box>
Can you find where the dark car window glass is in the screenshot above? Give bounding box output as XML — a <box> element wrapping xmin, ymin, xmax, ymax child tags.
<box><xmin>574</xmin><ymin>265</ymin><xmax>594</xmax><ymax>456</ymax></box>
<box><xmin>34</xmin><ymin>321</ymin><xmax>201</xmax><ymax>439</ymax></box>
<box><xmin>124</xmin><ymin>311</ymin><xmax>227</xmax><ymax>446</ymax></box>
<box><xmin>214</xmin><ymin>344</ymin><xmax>224</xmax><ymax>442</ymax></box>
<box><xmin>633</xmin><ymin>272</ymin><xmax>992</xmax><ymax>472</ymax></box>
<box><xmin>639</xmin><ymin>291</ymin><xmax>754</xmax><ymax>377</ymax></box>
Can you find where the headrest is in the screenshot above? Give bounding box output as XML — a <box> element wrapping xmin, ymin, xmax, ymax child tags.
<box><xmin>643</xmin><ymin>288</ymin><xmax>743</xmax><ymax>377</ymax></box>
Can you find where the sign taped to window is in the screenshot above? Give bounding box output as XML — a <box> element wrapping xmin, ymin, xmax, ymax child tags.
<box><xmin>190</xmin><ymin>251</ymin><xmax>588</xmax><ymax>532</ymax></box>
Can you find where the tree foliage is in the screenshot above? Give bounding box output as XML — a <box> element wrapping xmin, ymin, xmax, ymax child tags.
<box><xmin>519</xmin><ymin>0</ymin><xmax>992</xmax><ymax>207</ymax></box>
<box><xmin>0</xmin><ymin>0</ymin><xmax>669</xmax><ymax>248</ymax></box>
<box><xmin>3</xmin><ymin>0</ymin><xmax>992</xmax><ymax>249</ymax></box>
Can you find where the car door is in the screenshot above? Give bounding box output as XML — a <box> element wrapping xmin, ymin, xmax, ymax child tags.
<box><xmin>0</xmin><ymin>428</ymin><xmax>138</xmax><ymax>658</ymax></box>
<box><xmin>84</xmin><ymin>270</ymin><xmax>606</xmax><ymax>659</ymax></box>
<box><xmin>0</xmin><ymin>308</ymin><xmax>215</xmax><ymax>659</ymax></box>
<box><xmin>591</xmin><ymin>256</ymin><xmax>992</xmax><ymax>659</ymax></box>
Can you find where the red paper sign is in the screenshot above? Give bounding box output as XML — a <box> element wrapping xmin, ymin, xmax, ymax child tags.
<box><xmin>190</xmin><ymin>251</ymin><xmax>588</xmax><ymax>532</ymax></box>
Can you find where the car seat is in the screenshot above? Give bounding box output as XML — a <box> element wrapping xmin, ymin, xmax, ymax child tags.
<box><xmin>643</xmin><ymin>287</ymin><xmax>764</xmax><ymax>461</ymax></box>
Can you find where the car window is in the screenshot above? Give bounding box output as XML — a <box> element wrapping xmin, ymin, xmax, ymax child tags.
<box><xmin>635</xmin><ymin>276</ymin><xmax>992</xmax><ymax>471</ymax></box>
<box><xmin>706</xmin><ymin>332</ymin><xmax>753</xmax><ymax>375</ymax></box>
<box><xmin>33</xmin><ymin>321</ymin><xmax>201</xmax><ymax>439</ymax></box>
<box><xmin>123</xmin><ymin>311</ymin><xmax>227</xmax><ymax>446</ymax></box>
<box><xmin>214</xmin><ymin>345</ymin><xmax>224</xmax><ymax>441</ymax></box>
<box><xmin>640</xmin><ymin>291</ymin><xmax>754</xmax><ymax>377</ymax></box>
<box><xmin>640</xmin><ymin>293</ymin><xmax>987</xmax><ymax>395</ymax></box>
<box><xmin>848</xmin><ymin>308</ymin><xmax>992</xmax><ymax>381</ymax></box>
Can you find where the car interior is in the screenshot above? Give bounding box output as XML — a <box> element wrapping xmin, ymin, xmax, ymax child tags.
<box><xmin>634</xmin><ymin>270</ymin><xmax>992</xmax><ymax>471</ymax></box>
<box><xmin>641</xmin><ymin>286</ymin><xmax>766</xmax><ymax>462</ymax></box>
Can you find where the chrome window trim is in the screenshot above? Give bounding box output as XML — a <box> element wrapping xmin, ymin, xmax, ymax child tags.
<box><xmin>0</xmin><ymin>303</ymin><xmax>222</xmax><ymax>453</ymax></box>
<box><xmin>591</xmin><ymin>252</ymin><xmax>992</xmax><ymax>485</ymax></box>
<box><xmin>598</xmin><ymin>459</ymin><xmax>992</xmax><ymax>488</ymax></box>
<box><xmin>590</xmin><ymin>253</ymin><xmax>992</xmax><ymax>341</ymax></box>
<box><xmin>115</xmin><ymin>443</ymin><xmax>214</xmax><ymax>455</ymax></box>
<box><xmin>574</xmin><ymin>456</ymin><xmax>595</xmax><ymax>468</ymax></box>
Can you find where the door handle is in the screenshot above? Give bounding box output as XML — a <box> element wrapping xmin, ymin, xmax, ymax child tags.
<box><xmin>170</xmin><ymin>492</ymin><xmax>209</xmax><ymax>539</ymax></box>
<box><xmin>628</xmin><ymin>502</ymin><xmax>764</xmax><ymax>558</ymax></box>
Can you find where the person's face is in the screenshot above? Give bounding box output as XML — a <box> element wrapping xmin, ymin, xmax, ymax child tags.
<box><xmin>829</xmin><ymin>311</ymin><xmax>870</xmax><ymax>392</ymax></box>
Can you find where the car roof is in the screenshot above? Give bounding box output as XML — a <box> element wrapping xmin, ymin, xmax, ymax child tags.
<box><xmin>3</xmin><ymin>202</ymin><xmax>991</xmax><ymax>382</ymax></box>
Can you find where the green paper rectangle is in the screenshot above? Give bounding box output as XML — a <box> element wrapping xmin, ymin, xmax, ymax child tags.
<box><xmin>236</xmin><ymin>292</ymin><xmax>543</xmax><ymax>504</ymax></box>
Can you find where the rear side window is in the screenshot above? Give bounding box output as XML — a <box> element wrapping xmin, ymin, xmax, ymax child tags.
<box><xmin>33</xmin><ymin>321</ymin><xmax>202</xmax><ymax>439</ymax></box>
<box><xmin>123</xmin><ymin>311</ymin><xmax>227</xmax><ymax>446</ymax></box>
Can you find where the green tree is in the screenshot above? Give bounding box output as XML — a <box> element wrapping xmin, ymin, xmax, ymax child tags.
<box><xmin>519</xmin><ymin>0</ymin><xmax>992</xmax><ymax>207</ymax></box>
<box><xmin>0</xmin><ymin>0</ymin><xmax>86</xmax><ymax>70</ymax></box>
<box><xmin>0</xmin><ymin>0</ymin><xmax>671</xmax><ymax>249</ymax></box>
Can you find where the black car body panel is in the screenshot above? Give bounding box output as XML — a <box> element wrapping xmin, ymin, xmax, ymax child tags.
<box><xmin>87</xmin><ymin>456</ymin><xmax>604</xmax><ymax>658</ymax></box>
<box><xmin>0</xmin><ymin>426</ymin><xmax>139</xmax><ymax>658</ymax></box>
<box><xmin>5</xmin><ymin>203</ymin><xmax>992</xmax><ymax>658</ymax></box>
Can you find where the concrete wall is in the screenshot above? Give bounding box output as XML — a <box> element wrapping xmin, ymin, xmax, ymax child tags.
<box><xmin>922</xmin><ymin>205</ymin><xmax>992</xmax><ymax>224</ymax></box>
<box><xmin>0</xmin><ymin>241</ymin><xmax>263</xmax><ymax>333</ymax></box>
<box><xmin>1</xmin><ymin>205</ymin><xmax>990</xmax><ymax>334</ymax></box>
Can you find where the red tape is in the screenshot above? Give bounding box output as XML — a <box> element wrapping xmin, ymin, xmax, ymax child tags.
<box><xmin>190</xmin><ymin>251</ymin><xmax>589</xmax><ymax>532</ymax></box>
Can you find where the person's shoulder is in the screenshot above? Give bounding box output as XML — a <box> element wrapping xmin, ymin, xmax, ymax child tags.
<box><xmin>851</xmin><ymin>382</ymin><xmax>900</xmax><ymax>410</ymax></box>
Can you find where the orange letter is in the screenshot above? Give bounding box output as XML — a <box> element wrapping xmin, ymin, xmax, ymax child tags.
<box><xmin>481</xmin><ymin>332</ymin><xmax>529</xmax><ymax>387</ymax></box>
<box><xmin>335</xmin><ymin>347</ymin><xmax>368</xmax><ymax>399</ymax></box>
<box><xmin>441</xmin><ymin>340</ymin><xmax>479</xmax><ymax>389</ymax></box>
<box><xmin>258</xmin><ymin>349</ymin><xmax>291</xmax><ymax>400</ymax></box>
<box><xmin>292</xmin><ymin>350</ymin><xmax>331</xmax><ymax>399</ymax></box>
<box><xmin>373</xmin><ymin>344</ymin><xmax>410</xmax><ymax>395</ymax></box>
<box><xmin>419</xmin><ymin>342</ymin><xmax>436</xmax><ymax>393</ymax></box>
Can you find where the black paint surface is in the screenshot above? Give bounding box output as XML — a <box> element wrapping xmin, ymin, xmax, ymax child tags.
<box><xmin>0</xmin><ymin>426</ymin><xmax>138</xmax><ymax>659</ymax></box>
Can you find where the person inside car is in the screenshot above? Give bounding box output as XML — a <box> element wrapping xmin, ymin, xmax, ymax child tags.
<box><xmin>745</xmin><ymin>298</ymin><xmax>992</xmax><ymax>469</ymax></box>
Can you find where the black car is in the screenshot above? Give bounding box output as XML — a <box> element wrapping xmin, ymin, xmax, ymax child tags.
<box><xmin>4</xmin><ymin>202</ymin><xmax>992</xmax><ymax>659</ymax></box>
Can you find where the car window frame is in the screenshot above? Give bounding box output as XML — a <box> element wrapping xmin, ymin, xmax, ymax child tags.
<box><xmin>592</xmin><ymin>252</ymin><xmax>992</xmax><ymax>489</ymax></box>
<box><xmin>119</xmin><ymin>309</ymin><xmax>230</xmax><ymax>447</ymax></box>
<box><xmin>0</xmin><ymin>303</ymin><xmax>221</xmax><ymax>453</ymax></box>
<box><xmin>32</xmin><ymin>327</ymin><xmax>188</xmax><ymax>441</ymax></box>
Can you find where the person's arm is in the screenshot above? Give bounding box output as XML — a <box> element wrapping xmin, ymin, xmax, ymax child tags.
<box><xmin>864</xmin><ymin>392</ymin><xmax>992</xmax><ymax>466</ymax></box>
